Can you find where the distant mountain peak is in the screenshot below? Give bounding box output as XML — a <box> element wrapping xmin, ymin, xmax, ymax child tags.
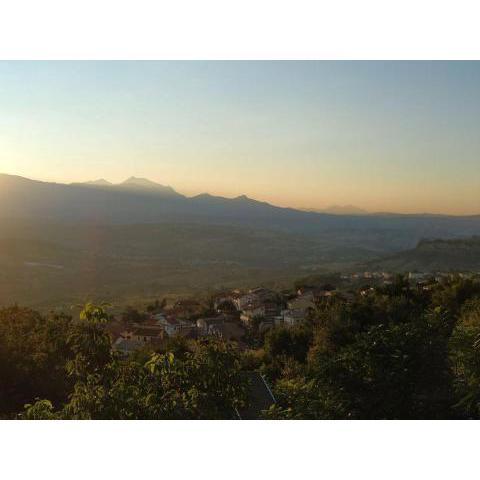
<box><xmin>120</xmin><ymin>176</ymin><xmax>162</xmax><ymax>188</ymax></box>
<box><xmin>116</xmin><ymin>176</ymin><xmax>182</xmax><ymax>197</ymax></box>
<box><xmin>193</xmin><ymin>193</ymin><xmax>214</xmax><ymax>199</ymax></box>
<box><xmin>84</xmin><ymin>178</ymin><xmax>113</xmax><ymax>186</ymax></box>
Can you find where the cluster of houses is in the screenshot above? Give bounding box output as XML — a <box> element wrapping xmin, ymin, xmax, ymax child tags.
<box><xmin>216</xmin><ymin>286</ymin><xmax>335</xmax><ymax>329</ymax></box>
<box><xmin>108</xmin><ymin>286</ymin><xmax>337</xmax><ymax>356</ymax></box>
<box><xmin>341</xmin><ymin>270</ymin><xmax>478</xmax><ymax>285</ymax></box>
<box><xmin>107</xmin><ymin>270</ymin><xmax>479</xmax><ymax>356</ymax></box>
<box><xmin>341</xmin><ymin>271</ymin><xmax>394</xmax><ymax>283</ymax></box>
<box><xmin>109</xmin><ymin>307</ymin><xmax>204</xmax><ymax>356</ymax></box>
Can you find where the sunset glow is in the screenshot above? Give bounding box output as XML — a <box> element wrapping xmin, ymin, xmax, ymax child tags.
<box><xmin>1</xmin><ymin>61</ymin><xmax>479</xmax><ymax>214</ymax></box>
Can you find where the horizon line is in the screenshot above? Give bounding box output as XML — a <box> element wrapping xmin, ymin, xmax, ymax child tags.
<box><xmin>1</xmin><ymin>171</ymin><xmax>479</xmax><ymax>218</ymax></box>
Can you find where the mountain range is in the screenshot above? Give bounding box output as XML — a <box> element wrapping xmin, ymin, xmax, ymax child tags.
<box><xmin>1</xmin><ymin>173</ymin><xmax>480</xmax><ymax>249</ymax></box>
<box><xmin>77</xmin><ymin>176</ymin><xmax>181</xmax><ymax>197</ymax></box>
<box><xmin>1</xmin><ymin>173</ymin><xmax>480</xmax><ymax>307</ymax></box>
<box><xmin>304</xmin><ymin>205</ymin><xmax>370</xmax><ymax>215</ymax></box>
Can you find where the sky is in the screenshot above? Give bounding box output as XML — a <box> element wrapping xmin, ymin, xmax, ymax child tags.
<box><xmin>0</xmin><ymin>61</ymin><xmax>479</xmax><ymax>215</ymax></box>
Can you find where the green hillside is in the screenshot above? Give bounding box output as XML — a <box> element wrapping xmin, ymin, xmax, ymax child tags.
<box><xmin>0</xmin><ymin>220</ymin><xmax>379</xmax><ymax>308</ymax></box>
<box><xmin>367</xmin><ymin>237</ymin><xmax>480</xmax><ymax>272</ymax></box>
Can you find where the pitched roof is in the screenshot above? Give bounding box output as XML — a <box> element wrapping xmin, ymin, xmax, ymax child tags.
<box><xmin>163</xmin><ymin>316</ymin><xmax>192</xmax><ymax>327</ymax></box>
<box><xmin>132</xmin><ymin>326</ymin><xmax>163</xmax><ymax>337</ymax></box>
<box><xmin>238</xmin><ymin>372</ymin><xmax>276</xmax><ymax>420</ymax></box>
<box><xmin>105</xmin><ymin>320</ymin><xmax>129</xmax><ymax>342</ymax></box>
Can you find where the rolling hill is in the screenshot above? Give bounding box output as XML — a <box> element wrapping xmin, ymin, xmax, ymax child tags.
<box><xmin>1</xmin><ymin>173</ymin><xmax>480</xmax><ymax>306</ymax></box>
<box><xmin>366</xmin><ymin>237</ymin><xmax>480</xmax><ymax>272</ymax></box>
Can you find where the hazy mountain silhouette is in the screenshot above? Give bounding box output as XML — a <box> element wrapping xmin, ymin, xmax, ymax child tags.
<box><xmin>115</xmin><ymin>176</ymin><xmax>182</xmax><ymax>197</ymax></box>
<box><xmin>83</xmin><ymin>179</ymin><xmax>113</xmax><ymax>187</ymax></box>
<box><xmin>2</xmin><ymin>173</ymin><xmax>480</xmax><ymax>306</ymax></box>
<box><xmin>306</xmin><ymin>205</ymin><xmax>369</xmax><ymax>215</ymax></box>
<box><xmin>1</xmin><ymin>173</ymin><xmax>480</xmax><ymax>252</ymax></box>
<box><xmin>76</xmin><ymin>176</ymin><xmax>182</xmax><ymax>198</ymax></box>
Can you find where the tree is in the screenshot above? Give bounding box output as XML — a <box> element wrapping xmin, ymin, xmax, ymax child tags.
<box><xmin>449</xmin><ymin>298</ymin><xmax>480</xmax><ymax>418</ymax></box>
<box><xmin>146</xmin><ymin>298</ymin><xmax>167</xmax><ymax>313</ymax></box>
<box><xmin>12</xmin><ymin>274</ymin><xmax>480</xmax><ymax>420</ymax></box>
<box><xmin>264</xmin><ymin>324</ymin><xmax>313</xmax><ymax>363</ymax></box>
<box><xmin>121</xmin><ymin>306</ymin><xmax>148</xmax><ymax>323</ymax></box>
<box><xmin>0</xmin><ymin>306</ymin><xmax>73</xmax><ymax>416</ymax></box>
<box><xmin>66</xmin><ymin>303</ymin><xmax>112</xmax><ymax>380</ymax></box>
<box><xmin>23</xmin><ymin>399</ymin><xmax>57</xmax><ymax>420</ymax></box>
<box><xmin>23</xmin><ymin>303</ymin><xmax>249</xmax><ymax>419</ymax></box>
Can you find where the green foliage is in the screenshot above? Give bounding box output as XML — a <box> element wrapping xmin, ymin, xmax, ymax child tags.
<box><xmin>60</xmin><ymin>338</ymin><xmax>247</xmax><ymax>419</ymax></box>
<box><xmin>66</xmin><ymin>304</ymin><xmax>112</xmax><ymax>379</ymax></box>
<box><xmin>262</xmin><ymin>377</ymin><xmax>347</xmax><ymax>419</ymax></box>
<box><xmin>431</xmin><ymin>276</ymin><xmax>480</xmax><ymax>317</ymax></box>
<box><xmin>0</xmin><ymin>306</ymin><xmax>73</xmax><ymax>415</ymax></box>
<box><xmin>159</xmin><ymin>335</ymin><xmax>192</xmax><ymax>359</ymax></box>
<box><xmin>264</xmin><ymin>324</ymin><xmax>313</xmax><ymax>363</ymax></box>
<box><xmin>23</xmin><ymin>399</ymin><xmax>57</xmax><ymax>420</ymax></box>
<box><xmin>79</xmin><ymin>302</ymin><xmax>110</xmax><ymax>323</ymax></box>
<box><xmin>6</xmin><ymin>275</ymin><xmax>480</xmax><ymax>420</ymax></box>
<box><xmin>121</xmin><ymin>306</ymin><xmax>148</xmax><ymax>324</ymax></box>
<box><xmin>265</xmin><ymin>276</ymin><xmax>480</xmax><ymax>419</ymax></box>
<box><xmin>2</xmin><ymin>301</ymin><xmax>249</xmax><ymax>420</ymax></box>
<box><xmin>309</xmin><ymin>317</ymin><xmax>452</xmax><ymax>418</ymax></box>
<box><xmin>449</xmin><ymin>298</ymin><xmax>480</xmax><ymax>417</ymax></box>
<box><xmin>146</xmin><ymin>298</ymin><xmax>167</xmax><ymax>313</ymax></box>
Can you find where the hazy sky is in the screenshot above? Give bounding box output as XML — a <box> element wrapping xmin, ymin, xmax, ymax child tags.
<box><xmin>1</xmin><ymin>61</ymin><xmax>479</xmax><ymax>214</ymax></box>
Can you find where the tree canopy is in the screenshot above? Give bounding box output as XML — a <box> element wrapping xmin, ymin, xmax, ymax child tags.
<box><xmin>2</xmin><ymin>274</ymin><xmax>480</xmax><ymax>419</ymax></box>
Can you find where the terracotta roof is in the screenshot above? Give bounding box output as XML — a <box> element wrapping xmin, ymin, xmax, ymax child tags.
<box><xmin>158</xmin><ymin>316</ymin><xmax>194</xmax><ymax>328</ymax></box>
<box><xmin>132</xmin><ymin>326</ymin><xmax>163</xmax><ymax>337</ymax></box>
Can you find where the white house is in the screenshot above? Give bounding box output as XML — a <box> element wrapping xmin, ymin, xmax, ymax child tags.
<box><xmin>408</xmin><ymin>272</ymin><xmax>429</xmax><ymax>282</ymax></box>
<box><xmin>240</xmin><ymin>304</ymin><xmax>265</xmax><ymax>325</ymax></box>
<box><xmin>234</xmin><ymin>293</ymin><xmax>259</xmax><ymax>310</ymax></box>
<box><xmin>197</xmin><ymin>316</ymin><xmax>227</xmax><ymax>335</ymax></box>
<box><xmin>281</xmin><ymin>309</ymin><xmax>306</xmax><ymax>326</ymax></box>
<box><xmin>155</xmin><ymin>315</ymin><xmax>194</xmax><ymax>337</ymax></box>
<box><xmin>152</xmin><ymin>313</ymin><xmax>167</xmax><ymax>324</ymax></box>
<box><xmin>287</xmin><ymin>291</ymin><xmax>315</xmax><ymax>311</ymax></box>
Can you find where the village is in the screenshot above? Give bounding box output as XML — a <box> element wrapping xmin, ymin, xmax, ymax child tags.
<box><xmin>109</xmin><ymin>285</ymin><xmax>324</xmax><ymax>356</ymax></box>
<box><xmin>107</xmin><ymin>270</ymin><xmax>474</xmax><ymax>356</ymax></box>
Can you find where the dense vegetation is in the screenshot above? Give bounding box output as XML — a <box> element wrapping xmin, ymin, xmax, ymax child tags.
<box><xmin>0</xmin><ymin>220</ymin><xmax>364</xmax><ymax>308</ymax></box>
<box><xmin>2</xmin><ymin>274</ymin><xmax>480</xmax><ymax>419</ymax></box>
<box><xmin>367</xmin><ymin>236</ymin><xmax>480</xmax><ymax>272</ymax></box>
<box><xmin>0</xmin><ymin>303</ymin><xmax>247</xmax><ymax>419</ymax></box>
<box><xmin>260</xmin><ymin>275</ymin><xmax>480</xmax><ymax>419</ymax></box>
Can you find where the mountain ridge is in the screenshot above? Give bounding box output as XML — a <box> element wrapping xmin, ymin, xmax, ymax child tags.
<box><xmin>365</xmin><ymin>237</ymin><xmax>480</xmax><ymax>272</ymax></box>
<box><xmin>83</xmin><ymin>179</ymin><xmax>113</xmax><ymax>186</ymax></box>
<box><xmin>305</xmin><ymin>205</ymin><xmax>370</xmax><ymax>215</ymax></box>
<box><xmin>1</xmin><ymin>173</ymin><xmax>480</xmax><ymax>255</ymax></box>
<box><xmin>4</xmin><ymin>173</ymin><xmax>479</xmax><ymax>218</ymax></box>
<box><xmin>74</xmin><ymin>176</ymin><xmax>182</xmax><ymax>198</ymax></box>
<box><xmin>1</xmin><ymin>173</ymin><xmax>480</xmax><ymax>306</ymax></box>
